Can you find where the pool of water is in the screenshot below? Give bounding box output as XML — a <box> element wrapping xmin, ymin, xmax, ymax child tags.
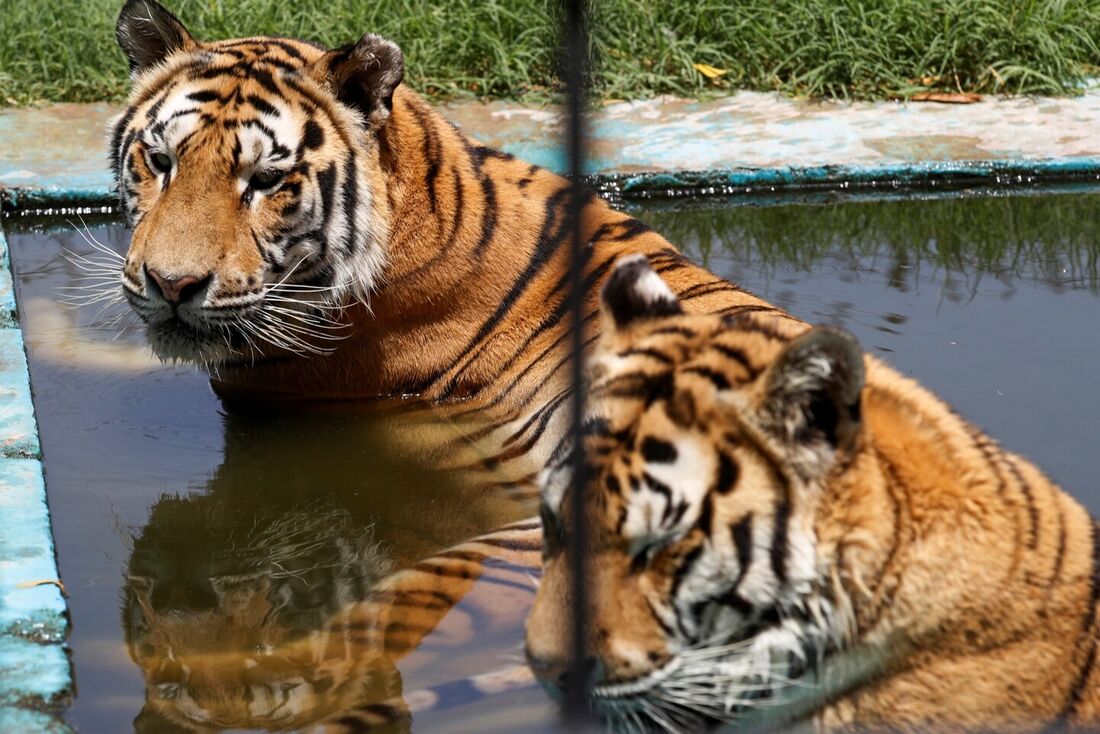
<box><xmin>8</xmin><ymin>187</ymin><xmax>1100</xmax><ymax>732</ymax></box>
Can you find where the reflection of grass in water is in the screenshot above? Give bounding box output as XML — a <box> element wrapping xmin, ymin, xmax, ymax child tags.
<box><xmin>643</xmin><ymin>191</ymin><xmax>1100</xmax><ymax>295</ymax></box>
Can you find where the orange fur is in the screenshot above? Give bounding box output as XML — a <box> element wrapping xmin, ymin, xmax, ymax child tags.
<box><xmin>525</xmin><ymin>260</ymin><xmax>1100</xmax><ymax>732</ymax></box>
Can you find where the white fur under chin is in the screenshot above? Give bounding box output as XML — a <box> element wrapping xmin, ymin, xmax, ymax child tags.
<box><xmin>145</xmin><ymin>321</ymin><xmax>237</xmax><ymax>366</ymax></box>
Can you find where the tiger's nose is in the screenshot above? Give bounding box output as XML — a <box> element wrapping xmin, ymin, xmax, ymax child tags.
<box><xmin>146</xmin><ymin>268</ymin><xmax>212</xmax><ymax>305</ymax></box>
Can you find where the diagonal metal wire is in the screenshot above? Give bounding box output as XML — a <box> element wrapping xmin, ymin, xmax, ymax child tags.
<box><xmin>562</xmin><ymin>0</ymin><xmax>593</xmax><ymax>724</ymax></box>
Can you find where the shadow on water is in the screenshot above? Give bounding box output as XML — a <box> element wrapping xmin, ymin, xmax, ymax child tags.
<box><xmin>6</xmin><ymin>187</ymin><xmax>1100</xmax><ymax>732</ymax></box>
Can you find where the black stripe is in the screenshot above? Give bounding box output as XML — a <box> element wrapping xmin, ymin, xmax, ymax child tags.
<box><xmin>714</xmin><ymin>452</ymin><xmax>739</xmax><ymax>494</ymax></box>
<box><xmin>682</xmin><ymin>365</ymin><xmax>731</xmax><ymax>390</ymax></box>
<box><xmin>677</xmin><ymin>278</ymin><xmax>731</xmax><ymax>298</ymax></box>
<box><xmin>1056</xmin><ymin>521</ymin><xmax>1100</xmax><ymax>721</ymax></box>
<box><xmin>641</xmin><ymin>437</ymin><xmax>678</xmax><ymax>464</ymax></box>
<box><xmin>466</xmin><ymin>141</ymin><xmax>499</xmax><ymax>257</ymax></box>
<box><xmin>341</xmin><ymin>153</ymin><xmax>359</xmax><ymax>253</ymax></box>
<box><xmin>302</xmin><ymin>119</ymin><xmax>324</xmax><ymax>150</ymax></box>
<box><xmin>971</xmin><ymin>430</ymin><xmax>1038</xmax><ymax>550</ymax></box>
<box><xmin>613</xmin><ymin>218</ymin><xmax>652</xmax><ymax>241</ymax></box>
<box><xmin>648</xmin><ymin>325</ymin><xmax>696</xmax><ymax>338</ymax></box>
<box><xmin>431</xmin><ymin>184</ymin><xmax>571</xmax><ymax>390</ymax></box>
<box><xmin>731</xmin><ymin>514</ymin><xmax>754</xmax><ymax>578</ymax></box>
<box><xmin>723</xmin><ymin>312</ymin><xmax>792</xmax><ymax>342</ymax></box>
<box><xmin>500</xmin><ymin>386</ymin><xmax>571</xmax><ymax>449</ymax></box>
<box><xmin>185</xmin><ymin>89</ymin><xmax>222</xmax><ymax>104</ymax></box>
<box><xmin>620</xmin><ymin>347</ymin><xmax>674</xmax><ymax>364</ymax></box>
<box><xmin>108</xmin><ymin>107</ymin><xmax>137</xmax><ymax>180</ymax></box>
<box><xmin>770</xmin><ymin>499</ymin><xmax>791</xmax><ymax>584</ymax></box>
<box><xmin>643</xmin><ymin>472</ymin><xmax>676</xmax><ymax>524</ymax></box>
<box><xmin>410</xmin><ymin>103</ymin><xmax>442</xmax><ymax>213</ymax></box>
<box><xmin>671</xmin><ymin>545</ymin><xmax>704</xmax><ymax>603</ymax></box>
<box><xmin>1050</xmin><ymin>503</ymin><xmax>1068</xmax><ymax>589</ymax></box>
<box><xmin>314</xmin><ymin>163</ymin><xmax>338</xmax><ymax>261</ymax></box>
<box><xmin>708</xmin><ymin>342</ymin><xmax>759</xmax><ymax>378</ymax></box>
<box><xmin>445</xmin><ymin>250</ymin><xmax>614</xmax><ymax>400</ymax></box>
<box><xmin>415</xmin><ymin>560</ymin><xmax>535</xmax><ymax>593</ymax></box>
<box><xmin>246</xmin><ymin>94</ymin><xmax>279</xmax><ymax>116</ymax></box>
<box><xmin>1005</xmin><ymin>455</ymin><xmax>1040</xmax><ymax>550</ymax></box>
<box><xmin>334</xmin><ymin>715</ymin><xmax>374</xmax><ymax>732</ymax></box>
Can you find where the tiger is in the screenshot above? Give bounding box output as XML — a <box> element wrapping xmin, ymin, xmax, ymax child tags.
<box><xmin>106</xmin><ymin>3</ymin><xmax>790</xmax><ymax>727</ymax></box>
<box><xmin>102</xmin><ymin>1</ymin><xmax>873</xmax><ymax>730</ymax></box>
<box><xmin>108</xmin><ymin>0</ymin><xmax>780</xmax><ymax>484</ymax></box>
<box><xmin>125</xmin><ymin>490</ymin><xmax>543</xmax><ymax>732</ymax></box>
<box><xmin>525</xmin><ymin>255</ymin><xmax>1100</xmax><ymax>733</ymax></box>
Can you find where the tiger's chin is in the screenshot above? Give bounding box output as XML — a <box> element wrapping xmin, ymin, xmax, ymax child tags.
<box><xmin>145</xmin><ymin>319</ymin><xmax>246</xmax><ymax>367</ymax></box>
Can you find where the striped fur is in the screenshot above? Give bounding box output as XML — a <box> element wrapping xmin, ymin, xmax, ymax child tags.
<box><xmin>109</xmin><ymin>1</ymin><xmax>779</xmax><ymax>483</ymax></box>
<box><xmin>107</xmin><ymin>3</ymin><xmax>783</xmax><ymax>730</ymax></box>
<box><xmin>128</xmin><ymin>513</ymin><xmax>542</xmax><ymax>732</ymax></box>
<box><xmin>525</xmin><ymin>258</ymin><xmax>1100</xmax><ymax>733</ymax></box>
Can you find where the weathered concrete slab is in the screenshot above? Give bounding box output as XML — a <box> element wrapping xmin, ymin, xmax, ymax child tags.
<box><xmin>2</xmin><ymin>90</ymin><xmax>1100</xmax><ymax>205</ymax></box>
<box><xmin>0</xmin><ymin>705</ymin><xmax>73</xmax><ymax>734</ymax></box>
<box><xmin>0</xmin><ymin>326</ymin><xmax>40</xmax><ymax>459</ymax></box>
<box><xmin>443</xmin><ymin>91</ymin><xmax>1100</xmax><ymax>172</ymax></box>
<box><xmin>0</xmin><ymin>460</ymin><xmax>65</xmax><ymax>636</ymax></box>
<box><xmin>0</xmin><ymin>228</ymin><xmax>15</xmax><ymax>327</ymax></box>
<box><xmin>0</xmin><ymin>458</ymin><xmax>70</xmax><ymax>729</ymax></box>
<box><xmin>0</xmin><ymin>103</ymin><xmax>117</xmax><ymax>203</ymax></box>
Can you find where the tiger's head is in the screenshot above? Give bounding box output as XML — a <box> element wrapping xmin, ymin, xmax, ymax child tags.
<box><xmin>124</xmin><ymin>496</ymin><xmax>399</xmax><ymax>731</ymax></box>
<box><xmin>525</xmin><ymin>256</ymin><xmax>866</xmax><ymax>730</ymax></box>
<box><xmin>109</xmin><ymin>0</ymin><xmax>403</xmax><ymax>364</ymax></box>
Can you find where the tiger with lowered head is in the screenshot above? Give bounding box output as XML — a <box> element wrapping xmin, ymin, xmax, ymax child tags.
<box><xmin>525</xmin><ymin>255</ymin><xmax>1100</xmax><ymax>732</ymax></box>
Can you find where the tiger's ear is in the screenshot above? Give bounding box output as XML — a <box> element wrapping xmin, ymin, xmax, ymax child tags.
<box><xmin>757</xmin><ymin>326</ymin><xmax>864</xmax><ymax>476</ymax></box>
<box><xmin>116</xmin><ymin>0</ymin><xmax>197</xmax><ymax>75</ymax></box>
<box><xmin>601</xmin><ymin>255</ymin><xmax>683</xmax><ymax>330</ymax></box>
<box><xmin>309</xmin><ymin>34</ymin><xmax>405</xmax><ymax>129</ymax></box>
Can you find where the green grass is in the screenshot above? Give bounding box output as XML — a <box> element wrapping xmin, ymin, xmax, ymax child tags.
<box><xmin>0</xmin><ymin>0</ymin><xmax>1098</xmax><ymax>105</ymax></box>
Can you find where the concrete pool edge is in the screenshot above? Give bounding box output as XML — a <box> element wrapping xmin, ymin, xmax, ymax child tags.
<box><xmin>0</xmin><ymin>225</ymin><xmax>73</xmax><ymax>733</ymax></box>
<box><xmin>5</xmin><ymin>159</ymin><xmax>1100</xmax><ymax>214</ymax></box>
<box><xmin>5</xmin><ymin>91</ymin><xmax>1100</xmax><ymax>209</ymax></box>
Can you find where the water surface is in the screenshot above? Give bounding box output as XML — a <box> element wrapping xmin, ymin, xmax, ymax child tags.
<box><xmin>8</xmin><ymin>188</ymin><xmax>1100</xmax><ymax>732</ymax></box>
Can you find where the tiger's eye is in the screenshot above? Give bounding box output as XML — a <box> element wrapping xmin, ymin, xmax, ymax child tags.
<box><xmin>249</xmin><ymin>169</ymin><xmax>284</xmax><ymax>191</ymax></box>
<box><xmin>149</xmin><ymin>152</ymin><xmax>173</xmax><ymax>174</ymax></box>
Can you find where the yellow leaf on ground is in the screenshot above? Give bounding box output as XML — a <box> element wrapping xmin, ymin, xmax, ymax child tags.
<box><xmin>693</xmin><ymin>63</ymin><xmax>728</xmax><ymax>80</ymax></box>
<box><xmin>910</xmin><ymin>91</ymin><xmax>981</xmax><ymax>104</ymax></box>
<box><xmin>16</xmin><ymin>578</ymin><xmax>67</xmax><ymax>595</ymax></box>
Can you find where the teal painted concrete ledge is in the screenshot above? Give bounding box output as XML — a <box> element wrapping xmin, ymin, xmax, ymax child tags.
<box><xmin>0</xmin><ymin>225</ymin><xmax>72</xmax><ymax>732</ymax></box>
<box><xmin>3</xmin><ymin>91</ymin><xmax>1100</xmax><ymax>210</ymax></box>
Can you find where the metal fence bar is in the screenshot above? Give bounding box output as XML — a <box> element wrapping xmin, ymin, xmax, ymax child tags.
<box><xmin>562</xmin><ymin>0</ymin><xmax>592</xmax><ymax>724</ymax></box>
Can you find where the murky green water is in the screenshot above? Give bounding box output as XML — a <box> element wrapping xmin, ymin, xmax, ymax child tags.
<box><xmin>8</xmin><ymin>188</ymin><xmax>1100</xmax><ymax>732</ymax></box>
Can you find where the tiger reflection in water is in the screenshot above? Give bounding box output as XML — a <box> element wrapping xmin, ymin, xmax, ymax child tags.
<box><xmin>122</xmin><ymin>409</ymin><xmax>542</xmax><ymax>733</ymax></box>
<box><xmin>126</xmin><ymin>500</ymin><xmax>398</xmax><ymax>731</ymax></box>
